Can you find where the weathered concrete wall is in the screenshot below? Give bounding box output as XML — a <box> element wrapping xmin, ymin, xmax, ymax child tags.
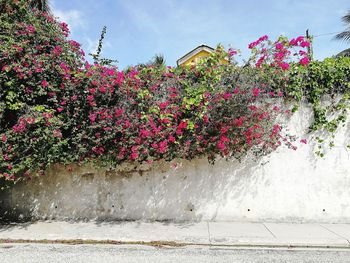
<box><xmin>1</xmin><ymin>104</ymin><xmax>350</xmax><ymax>222</ymax></box>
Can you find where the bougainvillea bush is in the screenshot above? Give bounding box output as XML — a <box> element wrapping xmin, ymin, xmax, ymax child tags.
<box><xmin>1</xmin><ymin>0</ymin><xmax>346</xmax><ymax>183</ymax></box>
<box><xmin>0</xmin><ymin>1</ymin><xmax>85</xmax><ymax>181</ymax></box>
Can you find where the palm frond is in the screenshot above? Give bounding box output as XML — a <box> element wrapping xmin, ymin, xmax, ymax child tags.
<box><xmin>335</xmin><ymin>31</ymin><xmax>350</xmax><ymax>43</ymax></box>
<box><xmin>336</xmin><ymin>48</ymin><xmax>350</xmax><ymax>57</ymax></box>
<box><xmin>341</xmin><ymin>11</ymin><xmax>350</xmax><ymax>24</ymax></box>
<box><xmin>147</xmin><ymin>54</ymin><xmax>166</xmax><ymax>68</ymax></box>
<box><xmin>335</xmin><ymin>11</ymin><xmax>350</xmax><ymax>43</ymax></box>
<box><xmin>153</xmin><ymin>54</ymin><xmax>166</xmax><ymax>67</ymax></box>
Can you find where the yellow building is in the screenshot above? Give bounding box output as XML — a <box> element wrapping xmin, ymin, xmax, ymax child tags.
<box><xmin>176</xmin><ymin>44</ymin><xmax>229</xmax><ymax>67</ymax></box>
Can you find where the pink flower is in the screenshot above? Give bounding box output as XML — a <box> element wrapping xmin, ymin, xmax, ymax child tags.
<box><xmin>89</xmin><ymin>113</ymin><xmax>97</xmax><ymax>123</ymax></box>
<box><xmin>274</xmin><ymin>52</ymin><xmax>284</xmax><ymax>60</ymax></box>
<box><xmin>204</xmin><ymin>92</ymin><xmax>211</xmax><ymax>99</ymax></box>
<box><xmin>99</xmin><ymin>86</ymin><xmax>106</xmax><ymax>93</ymax></box>
<box><xmin>92</xmin><ymin>146</ymin><xmax>104</xmax><ymax>155</ymax></box>
<box><xmin>223</xmin><ymin>92</ymin><xmax>232</xmax><ymax>100</ymax></box>
<box><xmin>159</xmin><ymin>141</ymin><xmax>168</xmax><ymax>154</ymax></box>
<box><xmin>123</xmin><ymin>120</ymin><xmax>132</xmax><ymax>129</ymax></box>
<box><xmin>272</xmin><ymin>124</ymin><xmax>281</xmax><ymax>135</ymax></box>
<box><xmin>178</xmin><ymin>120</ymin><xmax>188</xmax><ymax>130</ymax></box>
<box><xmin>130</xmin><ymin>151</ymin><xmax>138</xmax><ymax>160</ymax></box>
<box><xmin>300</xmin><ymin>139</ymin><xmax>307</xmax><ymax>144</ymax></box>
<box><xmin>299</xmin><ymin>57</ymin><xmax>310</xmax><ymax>66</ymax></box>
<box><xmin>275</xmin><ymin>42</ymin><xmax>283</xmax><ymax>50</ymax></box>
<box><xmin>233</xmin><ymin>87</ymin><xmax>239</xmax><ymax>94</ymax></box>
<box><xmin>57</xmin><ymin>107</ymin><xmax>64</xmax><ymax>113</ymax></box>
<box><xmin>60</xmin><ymin>62</ymin><xmax>69</xmax><ymax>71</ymax></box>
<box><xmin>53</xmin><ymin>46</ymin><xmax>63</xmax><ymax>56</ymax></box>
<box><xmin>279</xmin><ymin>62</ymin><xmax>290</xmax><ymax>70</ymax></box>
<box><xmin>13</xmin><ymin>119</ymin><xmax>26</xmax><ymax>133</ymax></box>
<box><xmin>115</xmin><ymin>109</ymin><xmax>124</xmax><ymax>117</ymax></box>
<box><xmin>255</xmin><ymin>56</ymin><xmax>265</xmax><ymax>68</ymax></box>
<box><xmin>159</xmin><ymin>101</ymin><xmax>169</xmax><ymax>110</ymax></box>
<box><xmin>53</xmin><ymin>130</ymin><xmax>62</xmax><ymax>138</ymax></box>
<box><xmin>228</xmin><ymin>48</ymin><xmax>237</xmax><ymax>56</ymax></box>
<box><xmin>68</xmin><ymin>40</ymin><xmax>81</xmax><ymax>48</ymax></box>
<box><xmin>115</xmin><ymin>72</ymin><xmax>125</xmax><ymax>86</ymax></box>
<box><xmin>203</xmin><ymin>115</ymin><xmax>209</xmax><ymax>123</ymax></box>
<box><xmin>260</xmin><ymin>35</ymin><xmax>268</xmax><ymax>41</ymax></box>
<box><xmin>273</xmin><ymin>106</ymin><xmax>280</xmax><ymax>111</ymax></box>
<box><xmin>60</xmin><ymin>22</ymin><xmax>70</xmax><ymax>36</ymax></box>
<box><xmin>234</xmin><ymin>117</ymin><xmax>245</xmax><ymax>127</ymax></box>
<box><xmin>41</xmin><ymin>80</ymin><xmax>48</xmax><ymax>87</ymax></box>
<box><xmin>217</xmin><ymin>141</ymin><xmax>225</xmax><ymax>151</ymax></box>
<box><xmin>296</xmin><ymin>36</ymin><xmax>304</xmax><ymax>43</ymax></box>
<box><xmin>300</xmin><ymin>41</ymin><xmax>310</xmax><ymax>48</ymax></box>
<box><xmin>151</xmin><ymin>143</ymin><xmax>158</xmax><ymax>149</ymax></box>
<box><xmin>162</xmin><ymin>118</ymin><xmax>171</xmax><ymax>124</ymax></box>
<box><xmin>249</xmin><ymin>105</ymin><xmax>258</xmax><ymax>111</ymax></box>
<box><xmin>1</xmin><ymin>134</ymin><xmax>7</xmax><ymax>143</ymax></box>
<box><xmin>26</xmin><ymin>25</ymin><xmax>36</xmax><ymax>34</ymax></box>
<box><xmin>139</xmin><ymin>129</ymin><xmax>150</xmax><ymax>138</ymax></box>
<box><xmin>248</xmin><ymin>41</ymin><xmax>257</xmax><ymax>49</ymax></box>
<box><xmin>252</xmin><ymin>87</ymin><xmax>260</xmax><ymax>97</ymax></box>
<box><xmin>106</xmin><ymin>69</ymin><xmax>115</xmax><ymax>76</ymax></box>
<box><xmin>249</xmin><ymin>35</ymin><xmax>268</xmax><ymax>49</ymax></box>
<box><xmin>26</xmin><ymin>117</ymin><xmax>36</xmax><ymax>124</ymax></box>
<box><xmin>168</xmin><ymin>135</ymin><xmax>176</xmax><ymax>143</ymax></box>
<box><xmin>289</xmin><ymin>38</ymin><xmax>297</xmax><ymax>46</ymax></box>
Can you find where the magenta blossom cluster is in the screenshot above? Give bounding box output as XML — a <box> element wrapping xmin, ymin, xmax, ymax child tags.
<box><xmin>249</xmin><ymin>35</ymin><xmax>311</xmax><ymax>70</ymax></box>
<box><xmin>0</xmin><ymin>1</ymin><xmax>307</xmax><ymax>182</ymax></box>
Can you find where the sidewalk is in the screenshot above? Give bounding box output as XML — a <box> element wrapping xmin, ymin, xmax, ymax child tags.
<box><xmin>0</xmin><ymin>221</ymin><xmax>350</xmax><ymax>249</ymax></box>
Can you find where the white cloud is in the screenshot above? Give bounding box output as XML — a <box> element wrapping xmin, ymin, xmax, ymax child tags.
<box><xmin>51</xmin><ymin>1</ymin><xmax>87</xmax><ymax>33</ymax></box>
<box><xmin>84</xmin><ymin>37</ymin><xmax>112</xmax><ymax>55</ymax></box>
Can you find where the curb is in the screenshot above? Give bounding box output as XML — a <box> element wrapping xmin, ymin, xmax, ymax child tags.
<box><xmin>1</xmin><ymin>239</ymin><xmax>350</xmax><ymax>250</ymax></box>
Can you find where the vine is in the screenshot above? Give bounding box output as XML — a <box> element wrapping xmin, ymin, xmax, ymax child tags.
<box><xmin>0</xmin><ymin>0</ymin><xmax>349</xmax><ymax>186</ymax></box>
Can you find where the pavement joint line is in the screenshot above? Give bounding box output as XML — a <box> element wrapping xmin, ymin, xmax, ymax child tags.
<box><xmin>319</xmin><ymin>224</ymin><xmax>350</xmax><ymax>247</ymax></box>
<box><xmin>262</xmin><ymin>223</ymin><xmax>276</xmax><ymax>238</ymax></box>
<box><xmin>1</xmin><ymin>239</ymin><xmax>350</xmax><ymax>250</ymax></box>
<box><xmin>206</xmin><ymin>221</ymin><xmax>212</xmax><ymax>246</ymax></box>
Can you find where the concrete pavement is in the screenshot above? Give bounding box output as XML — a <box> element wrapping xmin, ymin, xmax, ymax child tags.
<box><xmin>0</xmin><ymin>221</ymin><xmax>350</xmax><ymax>248</ymax></box>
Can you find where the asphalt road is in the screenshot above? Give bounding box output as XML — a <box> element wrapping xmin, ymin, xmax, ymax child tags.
<box><xmin>1</xmin><ymin>244</ymin><xmax>350</xmax><ymax>263</ymax></box>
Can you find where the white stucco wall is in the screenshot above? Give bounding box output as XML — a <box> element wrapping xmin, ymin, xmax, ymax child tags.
<box><xmin>1</xmin><ymin>104</ymin><xmax>350</xmax><ymax>222</ymax></box>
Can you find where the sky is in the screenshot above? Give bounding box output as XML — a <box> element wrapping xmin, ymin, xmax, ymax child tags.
<box><xmin>51</xmin><ymin>0</ymin><xmax>350</xmax><ymax>69</ymax></box>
